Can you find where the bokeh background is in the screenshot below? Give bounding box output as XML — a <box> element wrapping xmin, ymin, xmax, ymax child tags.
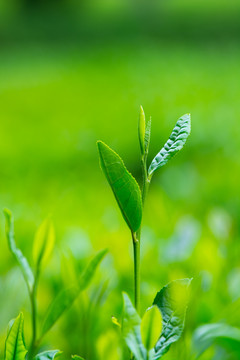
<box><xmin>1</xmin><ymin>0</ymin><xmax>240</xmax><ymax>359</ymax></box>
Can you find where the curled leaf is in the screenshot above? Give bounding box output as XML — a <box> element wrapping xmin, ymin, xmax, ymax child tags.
<box><xmin>141</xmin><ymin>306</ymin><xmax>162</xmax><ymax>351</ymax></box>
<box><xmin>139</xmin><ymin>105</ymin><xmax>146</xmax><ymax>156</ymax></box>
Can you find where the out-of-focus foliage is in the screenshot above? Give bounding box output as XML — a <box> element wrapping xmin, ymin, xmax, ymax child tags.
<box><xmin>1</xmin><ymin>0</ymin><xmax>240</xmax><ymax>359</ymax></box>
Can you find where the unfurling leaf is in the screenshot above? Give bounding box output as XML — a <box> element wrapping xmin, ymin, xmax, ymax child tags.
<box><xmin>3</xmin><ymin>209</ymin><xmax>34</xmax><ymax>292</ymax></box>
<box><xmin>153</xmin><ymin>278</ymin><xmax>192</xmax><ymax>359</ymax></box>
<box><xmin>33</xmin><ymin>218</ymin><xmax>55</xmax><ymax>267</ymax></box>
<box><xmin>138</xmin><ymin>105</ymin><xmax>146</xmax><ymax>155</ymax></box>
<box><xmin>141</xmin><ymin>306</ymin><xmax>162</xmax><ymax>351</ymax></box>
<box><xmin>97</xmin><ymin>141</ymin><xmax>142</xmax><ymax>232</ymax></box>
<box><xmin>34</xmin><ymin>350</ymin><xmax>62</xmax><ymax>360</ymax></box>
<box><xmin>145</xmin><ymin>118</ymin><xmax>151</xmax><ymax>154</ymax></box>
<box><xmin>4</xmin><ymin>313</ymin><xmax>27</xmax><ymax>360</ymax></box>
<box><xmin>148</xmin><ymin>114</ymin><xmax>191</xmax><ymax>177</ymax></box>
<box><xmin>122</xmin><ymin>293</ymin><xmax>146</xmax><ymax>360</ymax></box>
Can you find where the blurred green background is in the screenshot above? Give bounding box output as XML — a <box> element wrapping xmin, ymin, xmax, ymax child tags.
<box><xmin>1</xmin><ymin>0</ymin><xmax>240</xmax><ymax>359</ymax></box>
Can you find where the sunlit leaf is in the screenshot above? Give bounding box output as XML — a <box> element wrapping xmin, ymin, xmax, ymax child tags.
<box><xmin>41</xmin><ymin>285</ymin><xmax>79</xmax><ymax>338</ymax></box>
<box><xmin>71</xmin><ymin>356</ymin><xmax>85</xmax><ymax>360</ymax></box>
<box><xmin>193</xmin><ymin>323</ymin><xmax>240</xmax><ymax>357</ymax></box>
<box><xmin>3</xmin><ymin>209</ymin><xmax>34</xmax><ymax>292</ymax></box>
<box><xmin>33</xmin><ymin>218</ymin><xmax>55</xmax><ymax>267</ymax></box>
<box><xmin>145</xmin><ymin>118</ymin><xmax>151</xmax><ymax>154</ymax></box>
<box><xmin>148</xmin><ymin>114</ymin><xmax>191</xmax><ymax>177</ymax></box>
<box><xmin>34</xmin><ymin>350</ymin><xmax>62</xmax><ymax>360</ymax></box>
<box><xmin>79</xmin><ymin>249</ymin><xmax>108</xmax><ymax>290</ymax></box>
<box><xmin>138</xmin><ymin>105</ymin><xmax>146</xmax><ymax>155</ymax></box>
<box><xmin>122</xmin><ymin>292</ymin><xmax>146</xmax><ymax>360</ymax></box>
<box><xmin>97</xmin><ymin>141</ymin><xmax>142</xmax><ymax>232</ymax></box>
<box><xmin>153</xmin><ymin>278</ymin><xmax>192</xmax><ymax>359</ymax></box>
<box><xmin>4</xmin><ymin>313</ymin><xmax>27</xmax><ymax>360</ymax></box>
<box><xmin>141</xmin><ymin>306</ymin><xmax>162</xmax><ymax>351</ymax></box>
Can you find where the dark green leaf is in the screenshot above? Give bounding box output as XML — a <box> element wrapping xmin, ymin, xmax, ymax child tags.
<box><xmin>153</xmin><ymin>278</ymin><xmax>192</xmax><ymax>359</ymax></box>
<box><xmin>122</xmin><ymin>292</ymin><xmax>147</xmax><ymax>360</ymax></box>
<box><xmin>4</xmin><ymin>313</ymin><xmax>27</xmax><ymax>360</ymax></box>
<box><xmin>97</xmin><ymin>141</ymin><xmax>142</xmax><ymax>232</ymax></box>
<box><xmin>34</xmin><ymin>350</ymin><xmax>62</xmax><ymax>360</ymax></box>
<box><xmin>193</xmin><ymin>323</ymin><xmax>240</xmax><ymax>357</ymax></box>
<box><xmin>148</xmin><ymin>114</ymin><xmax>191</xmax><ymax>177</ymax></box>
<box><xmin>3</xmin><ymin>209</ymin><xmax>34</xmax><ymax>292</ymax></box>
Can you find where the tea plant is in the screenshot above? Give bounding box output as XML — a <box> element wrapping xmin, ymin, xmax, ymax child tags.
<box><xmin>97</xmin><ymin>107</ymin><xmax>192</xmax><ymax>359</ymax></box>
<box><xmin>2</xmin><ymin>209</ymin><xmax>107</xmax><ymax>360</ymax></box>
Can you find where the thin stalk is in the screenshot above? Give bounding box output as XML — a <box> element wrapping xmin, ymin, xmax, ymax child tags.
<box><xmin>132</xmin><ymin>232</ymin><xmax>140</xmax><ymax>313</ymax></box>
<box><xmin>28</xmin><ymin>266</ymin><xmax>40</xmax><ymax>359</ymax></box>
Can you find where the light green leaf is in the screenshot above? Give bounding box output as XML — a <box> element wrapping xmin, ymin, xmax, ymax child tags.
<box><xmin>122</xmin><ymin>292</ymin><xmax>147</xmax><ymax>360</ymax></box>
<box><xmin>148</xmin><ymin>114</ymin><xmax>191</xmax><ymax>177</ymax></box>
<box><xmin>141</xmin><ymin>306</ymin><xmax>162</xmax><ymax>351</ymax></box>
<box><xmin>71</xmin><ymin>356</ymin><xmax>85</xmax><ymax>360</ymax></box>
<box><xmin>97</xmin><ymin>141</ymin><xmax>142</xmax><ymax>232</ymax></box>
<box><xmin>79</xmin><ymin>249</ymin><xmax>108</xmax><ymax>290</ymax></box>
<box><xmin>34</xmin><ymin>350</ymin><xmax>62</xmax><ymax>360</ymax></box>
<box><xmin>153</xmin><ymin>278</ymin><xmax>192</xmax><ymax>359</ymax></box>
<box><xmin>145</xmin><ymin>118</ymin><xmax>151</xmax><ymax>154</ymax></box>
<box><xmin>3</xmin><ymin>209</ymin><xmax>34</xmax><ymax>292</ymax></box>
<box><xmin>33</xmin><ymin>218</ymin><xmax>55</xmax><ymax>267</ymax></box>
<box><xmin>41</xmin><ymin>249</ymin><xmax>107</xmax><ymax>338</ymax></box>
<box><xmin>138</xmin><ymin>105</ymin><xmax>146</xmax><ymax>155</ymax></box>
<box><xmin>41</xmin><ymin>285</ymin><xmax>79</xmax><ymax>338</ymax></box>
<box><xmin>193</xmin><ymin>323</ymin><xmax>240</xmax><ymax>357</ymax></box>
<box><xmin>4</xmin><ymin>313</ymin><xmax>27</xmax><ymax>360</ymax></box>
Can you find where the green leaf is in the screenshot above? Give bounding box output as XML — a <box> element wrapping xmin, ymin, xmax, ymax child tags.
<box><xmin>148</xmin><ymin>114</ymin><xmax>191</xmax><ymax>177</ymax></box>
<box><xmin>138</xmin><ymin>105</ymin><xmax>146</xmax><ymax>156</ymax></box>
<box><xmin>153</xmin><ymin>278</ymin><xmax>192</xmax><ymax>359</ymax></box>
<box><xmin>79</xmin><ymin>249</ymin><xmax>108</xmax><ymax>290</ymax></box>
<box><xmin>4</xmin><ymin>313</ymin><xmax>27</xmax><ymax>360</ymax></box>
<box><xmin>3</xmin><ymin>209</ymin><xmax>34</xmax><ymax>292</ymax></box>
<box><xmin>141</xmin><ymin>306</ymin><xmax>162</xmax><ymax>351</ymax></box>
<box><xmin>193</xmin><ymin>323</ymin><xmax>240</xmax><ymax>357</ymax></box>
<box><xmin>41</xmin><ymin>285</ymin><xmax>79</xmax><ymax>338</ymax></box>
<box><xmin>41</xmin><ymin>250</ymin><xmax>107</xmax><ymax>338</ymax></box>
<box><xmin>145</xmin><ymin>118</ymin><xmax>151</xmax><ymax>154</ymax></box>
<box><xmin>122</xmin><ymin>292</ymin><xmax>147</xmax><ymax>360</ymax></box>
<box><xmin>33</xmin><ymin>218</ymin><xmax>55</xmax><ymax>267</ymax></box>
<box><xmin>97</xmin><ymin>141</ymin><xmax>142</xmax><ymax>232</ymax></box>
<box><xmin>34</xmin><ymin>350</ymin><xmax>62</xmax><ymax>360</ymax></box>
<box><xmin>71</xmin><ymin>356</ymin><xmax>85</xmax><ymax>360</ymax></box>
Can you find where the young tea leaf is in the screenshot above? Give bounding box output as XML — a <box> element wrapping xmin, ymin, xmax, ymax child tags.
<box><xmin>122</xmin><ymin>292</ymin><xmax>147</xmax><ymax>360</ymax></box>
<box><xmin>33</xmin><ymin>218</ymin><xmax>55</xmax><ymax>267</ymax></box>
<box><xmin>41</xmin><ymin>285</ymin><xmax>79</xmax><ymax>338</ymax></box>
<box><xmin>139</xmin><ymin>105</ymin><xmax>146</xmax><ymax>156</ymax></box>
<box><xmin>141</xmin><ymin>306</ymin><xmax>162</xmax><ymax>351</ymax></box>
<box><xmin>97</xmin><ymin>141</ymin><xmax>142</xmax><ymax>232</ymax></box>
<box><xmin>145</xmin><ymin>118</ymin><xmax>151</xmax><ymax>154</ymax></box>
<box><xmin>153</xmin><ymin>278</ymin><xmax>192</xmax><ymax>359</ymax></box>
<box><xmin>4</xmin><ymin>313</ymin><xmax>27</xmax><ymax>360</ymax></box>
<box><xmin>34</xmin><ymin>350</ymin><xmax>62</xmax><ymax>360</ymax></box>
<box><xmin>3</xmin><ymin>209</ymin><xmax>34</xmax><ymax>292</ymax></box>
<box><xmin>79</xmin><ymin>249</ymin><xmax>108</xmax><ymax>290</ymax></box>
<box><xmin>148</xmin><ymin>114</ymin><xmax>191</xmax><ymax>177</ymax></box>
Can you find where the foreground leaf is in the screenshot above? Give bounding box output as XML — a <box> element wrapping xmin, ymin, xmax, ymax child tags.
<box><xmin>122</xmin><ymin>293</ymin><xmax>147</xmax><ymax>360</ymax></box>
<box><xmin>3</xmin><ymin>209</ymin><xmax>34</xmax><ymax>292</ymax></box>
<box><xmin>34</xmin><ymin>350</ymin><xmax>61</xmax><ymax>360</ymax></box>
<box><xmin>79</xmin><ymin>249</ymin><xmax>108</xmax><ymax>290</ymax></box>
<box><xmin>97</xmin><ymin>141</ymin><xmax>142</xmax><ymax>232</ymax></box>
<box><xmin>4</xmin><ymin>313</ymin><xmax>27</xmax><ymax>360</ymax></box>
<box><xmin>153</xmin><ymin>278</ymin><xmax>192</xmax><ymax>359</ymax></box>
<box><xmin>148</xmin><ymin>114</ymin><xmax>191</xmax><ymax>177</ymax></box>
<box><xmin>71</xmin><ymin>356</ymin><xmax>85</xmax><ymax>360</ymax></box>
<box><xmin>193</xmin><ymin>323</ymin><xmax>240</xmax><ymax>357</ymax></box>
<box><xmin>33</xmin><ymin>218</ymin><xmax>55</xmax><ymax>267</ymax></box>
<box><xmin>141</xmin><ymin>306</ymin><xmax>162</xmax><ymax>351</ymax></box>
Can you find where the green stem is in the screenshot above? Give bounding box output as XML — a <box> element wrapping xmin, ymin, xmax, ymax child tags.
<box><xmin>29</xmin><ymin>266</ymin><xmax>40</xmax><ymax>359</ymax></box>
<box><xmin>132</xmin><ymin>232</ymin><xmax>140</xmax><ymax>313</ymax></box>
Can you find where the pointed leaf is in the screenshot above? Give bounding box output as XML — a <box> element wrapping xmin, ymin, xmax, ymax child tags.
<box><xmin>71</xmin><ymin>356</ymin><xmax>85</xmax><ymax>360</ymax></box>
<box><xmin>79</xmin><ymin>249</ymin><xmax>108</xmax><ymax>290</ymax></box>
<box><xmin>97</xmin><ymin>141</ymin><xmax>142</xmax><ymax>232</ymax></box>
<box><xmin>193</xmin><ymin>323</ymin><xmax>240</xmax><ymax>357</ymax></box>
<box><xmin>148</xmin><ymin>114</ymin><xmax>191</xmax><ymax>177</ymax></box>
<box><xmin>41</xmin><ymin>285</ymin><xmax>79</xmax><ymax>337</ymax></box>
<box><xmin>153</xmin><ymin>279</ymin><xmax>192</xmax><ymax>359</ymax></box>
<box><xmin>33</xmin><ymin>218</ymin><xmax>55</xmax><ymax>267</ymax></box>
<box><xmin>138</xmin><ymin>106</ymin><xmax>146</xmax><ymax>155</ymax></box>
<box><xmin>34</xmin><ymin>350</ymin><xmax>62</xmax><ymax>360</ymax></box>
<box><xmin>3</xmin><ymin>209</ymin><xmax>34</xmax><ymax>292</ymax></box>
<box><xmin>4</xmin><ymin>313</ymin><xmax>27</xmax><ymax>360</ymax></box>
<box><xmin>145</xmin><ymin>118</ymin><xmax>151</xmax><ymax>154</ymax></box>
<box><xmin>141</xmin><ymin>306</ymin><xmax>162</xmax><ymax>351</ymax></box>
<box><xmin>122</xmin><ymin>293</ymin><xmax>147</xmax><ymax>360</ymax></box>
